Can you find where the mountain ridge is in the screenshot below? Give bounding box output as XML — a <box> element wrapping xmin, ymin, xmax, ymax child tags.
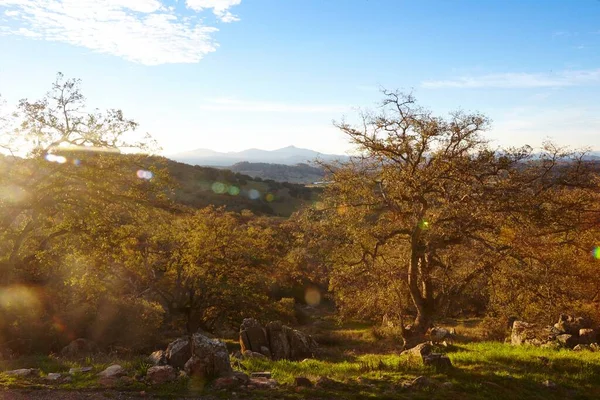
<box><xmin>169</xmin><ymin>145</ymin><xmax>348</xmax><ymax>166</ymax></box>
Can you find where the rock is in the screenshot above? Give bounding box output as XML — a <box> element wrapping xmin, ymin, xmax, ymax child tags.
<box><xmin>422</xmin><ymin>353</ymin><xmax>453</xmax><ymax>371</ymax></box>
<box><xmin>266</xmin><ymin>321</ymin><xmax>292</xmax><ymax>360</ymax></box>
<box><xmin>240</xmin><ymin>318</ymin><xmax>270</xmax><ymax>355</ymax></box>
<box><xmin>242</xmin><ymin>350</ymin><xmax>267</xmax><ymax>359</ymax></box>
<box><xmin>45</xmin><ymin>373</ymin><xmax>62</xmax><ymax>381</ymax></box>
<box><xmin>579</xmin><ymin>329</ymin><xmax>596</xmax><ymax>345</ymax></box>
<box><xmin>231</xmin><ymin>350</ymin><xmax>243</xmax><ymax>360</ymax></box>
<box><xmin>165</xmin><ymin>337</ymin><xmax>192</xmax><ymax>369</ymax></box>
<box><xmin>184</xmin><ymin>333</ymin><xmax>232</xmax><ymax>379</ymax></box>
<box><xmin>541</xmin><ymin>342</ymin><xmax>561</xmax><ymax>350</ymax></box>
<box><xmin>60</xmin><ymin>338</ymin><xmax>97</xmax><ymax>357</ymax></box>
<box><xmin>555</xmin><ymin>315</ymin><xmax>588</xmax><ymax>336</ymax></box>
<box><xmin>556</xmin><ymin>334</ymin><xmax>578</xmax><ymax>349</ymax></box>
<box><xmin>295</xmin><ymin>377</ymin><xmax>312</xmax><ymax>387</ymax></box>
<box><xmin>146</xmin><ymin>365</ymin><xmax>177</xmax><ymax>385</ymax></box>
<box><xmin>213</xmin><ymin>376</ymin><xmax>240</xmax><ymax>390</ymax></box>
<box><xmin>69</xmin><ymin>366</ymin><xmax>93</xmax><ymax>374</ymax></box>
<box><xmin>259</xmin><ymin>346</ymin><xmax>271</xmax><ymax>358</ymax></box>
<box><xmin>573</xmin><ymin>344</ymin><xmax>591</xmax><ymax>352</ymax></box>
<box><xmin>148</xmin><ymin>350</ymin><xmax>167</xmax><ymax>366</ymax></box>
<box><xmin>402</xmin><ymin>342</ymin><xmax>432</xmax><ymax>357</ymax></box>
<box><xmin>442</xmin><ymin>381</ymin><xmax>453</xmax><ymax>388</ymax></box>
<box><xmin>315</xmin><ymin>376</ymin><xmax>341</xmax><ymax>389</ymax></box>
<box><xmin>408</xmin><ymin>376</ymin><xmax>432</xmax><ymax>389</ymax></box>
<box><xmin>428</xmin><ymin>327</ymin><xmax>450</xmax><ymax>341</ymax></box>
<box><xmin>511</xmin><ymin>321</ymin><xmax>537</xmax><ymax>345</ymax></box>
<box><xmin>251</xmin><ymin>371</ymin><xmax>272</xmax><ymax>379</ymax></box>
<box><xmin>591</xmin><ymin>343</ymin><xmax>600</xmax><ymax>351</ymax></box>
<box><xmin>5</xmin><ymin>368</ymin><xmax>39</xmax><ymax>377</ymax></box>
<box><xmin>287</xmin><ymin>328</ymin><xmax>318</xmax><ymax>360</ymax></box>
<box><xmin>248</xmin><ymin>377</ymin><xmax>278</xmax><ymax>389</ymax></box>
<box><xmin>98</xmin><ymin>365</ymin><xmax>126</xmax><ymax>378</ymax></box>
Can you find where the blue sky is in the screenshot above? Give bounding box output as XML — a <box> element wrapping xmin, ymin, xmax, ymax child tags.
<box><xmin>0</xmin><ymin>0</ymin><xmax>599</xmax><ymax>155</ymax></box>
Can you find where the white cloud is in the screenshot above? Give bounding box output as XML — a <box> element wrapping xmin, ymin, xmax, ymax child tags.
<box><xmin>185</xmin><ymin>0</ymin><xmax>241</xmax><ymax>22</ymax></box>
<box><xmin>422</xmin><ymin>69</ymin><xmax>600</xmax><ymax>89</ymax></box>
<box><xmin>198</xmin><ymin>98</ymin><xmax>348</xmax><ymax>113</ymax></box>
<box><xmin>0</xmin><ymin>0</ymin><xmax>243</xmax><ymax>65</ymax></box>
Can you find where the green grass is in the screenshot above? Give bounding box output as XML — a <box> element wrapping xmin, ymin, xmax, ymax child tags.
<box><xmin>2</xmin><ymin>323</ymin><xmax>600</xmax><ymax>399</ymax></box>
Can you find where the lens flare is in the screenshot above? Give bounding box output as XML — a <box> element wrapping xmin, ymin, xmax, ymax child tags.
<box><xmin>228</xmin><ymin>186</ymin><xmax>240</xmax><ymax>196</ymax></box>
<box><xmin>136</xmin><ymin>170</ymin><xmax>153</xmax><ymax>180</ymax></box>
<box><xmin>211</xmin><ymin>182</ymin><xmax>227</xmax><ymax>194</ymax></box>
<box><xmin>593</xmin><ymin>247</ymin><xmax>600</xmax><ymax>260</ymax></box>
<box><xmin>265</xmin><ymin>193</ymin><xmax>275</xmax><ymax>202</ymax></box>
<box><xmin>304</xmin><ymin>287</ymin><xmax>322</xmax><ymax>306</ymax></box>
<box><xmin>248</xmin><ymin>189</ymin><xmax>260</xmax><ymax>200</ymax></box>
<box><xmin>45</xmin><ymin>154</ymin><xmax>67</xmax><ymax>164</ymax></box>
<box><xmin>419</xmin><ymin>219</ymin><xmax>430</xmax><ymax>230</ymax></box>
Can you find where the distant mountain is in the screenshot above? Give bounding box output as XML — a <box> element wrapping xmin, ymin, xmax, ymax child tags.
<box><xmin>169</xmin><ymin>145</ymin><xmax>347</xmax><ymax>166</ymax></box>
<box><xmin>229</xmin><ymin>162</ymin><xmax>326</xmax><ymax>184</ymax></box>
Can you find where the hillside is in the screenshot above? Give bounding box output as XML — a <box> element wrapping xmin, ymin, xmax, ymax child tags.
<box><xmin>164</xmin><ymin>158</ymin><xmax>319</xmax><ymax>217</ymax></box>
<box><xmin>228</xmin><ymin>161</ymin><xmax>326</xmax><ymax>184</ymax></box>
<box><xmin>169</xmin><ymin>145</ymin><xmax>348</xmax><ymax>166</ymax></box>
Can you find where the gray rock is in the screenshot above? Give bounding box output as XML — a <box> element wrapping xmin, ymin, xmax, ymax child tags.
<box><xmin>184</xmin><ymin>333</ymin><xmax>232</xmax><ymax>379</ymax></box>
<box><xmin>98</xmin><ymin>365</ymin><xmax>126</xmax><ymax>378</ymax></box>
<box><xmin>248</xmin><ymin>377</ymin><xmax>278</xmax><ymax>389</ymax></box>
<box><xmin>165</xmin><ymin>337</ymin><xmax>192</xmax><ymax>369</ymax></box>
<box><xmin>266</xmin><ymin>321</ymin><xmax>291</xmax><ymax>360</ymax></box>
<box><xmin>422</xmin><ymin>353</ymin><xmax>453</xmax><ymax>371</ymax></box>
<box><xmin>45</xmin><ymin>373</ymin><xmax>62</xmax><ymax>381</ymax></box>
<box><xmin>146</xmin><ymin>365</ymin><xmax>177</xmax><ymax>385</ymax></box>
<box><xmin>511</xmin><ymin>321</ymin><xmax>537</xmax><ymax>346</ymax></box>
<box><xmin>69</xmin><ymin>366</ymin><xmax>93</xmax><ymax>374</ymax></box>
<box><xmin>4</xmin><ymin>368</ymin><xmax>39</xmax><ymax>377</ymax></box>
<box><xmin>428</xmin><ymin>327</ymin><xmax>451</xmax><ymax>341</ymax></box>
<box><xmin>239</xmin><ymin>318</ymin><xmax>269</xmax><ymax>355</ymax></box>
<box><xmin>402</xmin><ymin>342</ymin><xmax>432</xmax><ymax>357</ymax></box>
<box><xmin>573</xmin><ymin>344</ymin><xmax>591</xmax><ymax>352</ymax></box>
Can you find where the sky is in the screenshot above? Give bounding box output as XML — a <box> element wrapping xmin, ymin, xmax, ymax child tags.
<box><xmin>0</xmin><ymin>0</ymin><xmax>599</xmax><ymax>156</ymax></box>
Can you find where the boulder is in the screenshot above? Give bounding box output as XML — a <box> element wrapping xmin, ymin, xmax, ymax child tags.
<box><xmin>266</xmin><ymin>321</ymin><xmax>292</xmax><ymax>360</ymax></box>
<box><xmin>148</xmin><ymin>350</ymin><xmax>167</xmax><ymax>366</ymax></box>
<box><xmin>165</xmin><ymin>337</ymin><xmax>192</xmax><ymax>369</ymax></box>
<box><xmin>402</xmin><ymin>342</ymin><xmax>432</xmax><ymax>357</ymax></box>
<box><xmin>146</xmin><ymin>365</ymin><xmax>177</xmax><ymax>385</ymax></box>
<box><xmin>240</xmin><ymin>318</ymin><xmax>270</xmax><ymax>356</ymax></box>
<box><xmin>579</xmin><ymin>329</ymin><xmax>596</xmax><ymax>345</ymax></box>
<box><xmin>511</xmin><ymin>321</ymin><xmax>539</xmax><ymax>346</ymax></box>
<box><xmin>554</xmin><ymin>315</ymin><xmax>588</xmax><ymax>336</ymax></box>
<box><xmin>98</xmin><ymin>365</ymin><xmax>126</xmax><ymax>379</ymax></box>
<box><xmin>428</xmin><ymin>327</ymin><xmax>451</xmax><ymax>341</ymax></box>
<box><xmin>60</xmin><ymin>338</ymin><xmax>97</xmax><ymax>357</ymax></box>
<box><xmin>556</xmin><ymin>334</ymin><xmax>578</xmax><ymax>349</ymax></box>
<box><xmin>287</xmin><ymin>328</ymin><xmax>318</xmax><ymax>360</ymax></box>
<box><xmin>573</xmin><ymin>344</ymin><xmax>592</xmax><ymax>352</ymax></box>
<box><xmin>422</xmin><ymin>353</ymin><xmax>452</xmax><ymax>371</ymax></box>
<box><xmin>184</xmin><ymin>333</ymin><xmax>232</xmax><ymax>379</ymax></box>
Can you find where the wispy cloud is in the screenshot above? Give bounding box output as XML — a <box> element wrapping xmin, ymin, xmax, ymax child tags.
<box><xmin>422</xmin><ymin>69</ymin><xmax>600</xmax><ymax>89</ymax></box>
<box><xmin>198</xmin><ymin>98</ymin><xmax>348</xmax><ymax>113</ymax></box>
<box><xmin>0</xmin><ymin>0</ymin><xmax>243</xmax><ymax>65</ymax></box>
<box><xmin>186</xmin><ymin>0</ymin><xmax>241</xmax><ymax>23</ymax></box>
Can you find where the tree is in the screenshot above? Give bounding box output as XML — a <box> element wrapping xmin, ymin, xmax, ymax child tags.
<box><xmin>314</xmin><ymin>90</ymin><xmax>600</xmax><ymax>337</ymax></box>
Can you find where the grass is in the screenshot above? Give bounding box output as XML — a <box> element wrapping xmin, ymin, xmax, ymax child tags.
<box><xmin>1</xmin><ymin>321</ymin><xmax>600</xmax><ymax>399</ymax></box>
